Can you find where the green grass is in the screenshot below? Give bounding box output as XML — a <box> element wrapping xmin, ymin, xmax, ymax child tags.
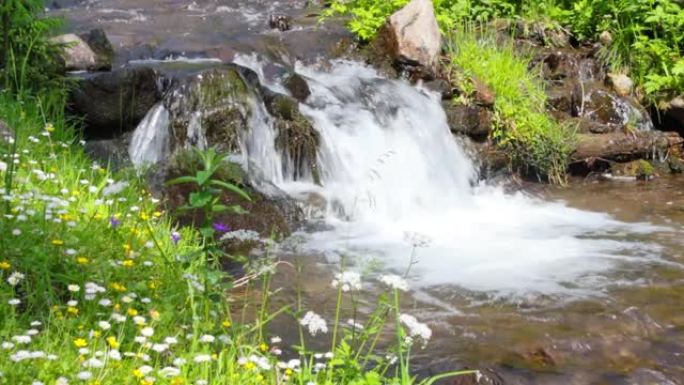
<box><xmin>446</xmin><ymin>29</ymin><xmax>575</xmax><ymax>183</ymax></box>
<box><xmin>0</xmin><ymin>88</ymin><xmax>476</xmax><ymax>384</ymax></box>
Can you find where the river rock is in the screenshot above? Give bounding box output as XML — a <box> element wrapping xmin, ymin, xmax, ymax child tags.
<box><xmin>606</xmin><ymin>73</ymin><xmax>634</xmax><ymax>97</ymax></box>
<box><xmin>262</xmin><ymin>92</ymin><xmax>320</xmax><ymax>183</ymax></box>
<box><xmin>52</xmin><ymin>29</ymin><xmax>113</xmax><ymax>71</ymax></box>
<box><xmin>377</xmin><ymin>0</ymin><xmax>442</xmax><ymax>72</ymax></box>
<box><xmin>52</xmin><ymin>34</ymin><xmax>98</xmax><ymax>71</ymax></box>
<box><xmin>165</xmin><ymin>68</ymin><xmax>252</xmax><ymax>153</ymax></box>
<box><xmin>69</xmin><ymin>66</ymin><xmax>163</xmax><ymax>138</ymax></box>
<box><xmin>79</xmin><ymin>28</ymin><xmax>115</xmax><ymax>71</ymax></box>
<box><xmin>574</xmin><ymin>85</ymin><xmax>652</xmax><ymax>131</ymax></box>
<box><xmin>269</xmin><ymin>14</ymin><xmax>291</xmax><ymax>31</ymax></box>
<box><xmin>443</xmin><ymin>103</ymin><xmax>492</xmax><ymax>139</ymax></box>
<box><xmin>283</xmin><ymin>73</ymin><xmax>311</xmax><ymax>102</ymax></box>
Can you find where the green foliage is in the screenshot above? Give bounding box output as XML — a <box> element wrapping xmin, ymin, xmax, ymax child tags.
<box><xmin>166</xmin><ymin>147</ymin><xmax>251</xmax><ymax>241</ymax></box>
<box><xmin>447</xmin><ymin>29</ymin><xmax>574</xmax><ymax>183</ymax></box>
<box><xmin>0</xmin><ymin>0</ymin><xmax>62</xmax><ymax>93</ymax></box>
<box><xmin>325</xmin><ymin>0</ymin><xmax>683</xmax><ymax>101</ymax></box>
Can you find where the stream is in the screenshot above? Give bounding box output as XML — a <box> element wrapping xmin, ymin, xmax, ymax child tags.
<box><xmin>53</xmin><ymin>1</ymin><xmax>684</xmax><ymax>383</ymax></box>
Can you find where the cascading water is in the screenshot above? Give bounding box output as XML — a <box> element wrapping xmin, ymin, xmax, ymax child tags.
<box><xmin>238</xmin><ymin>59</ymin><xmax>660</xmax><ymax>297</ymax></box>
<box><xmin>129</xmin><ymin>103</ymin><xmax>170</xmax><ymax>166</ymax></box>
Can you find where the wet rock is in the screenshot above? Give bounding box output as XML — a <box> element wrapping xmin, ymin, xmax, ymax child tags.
<box><xmin>566</xmin><ymin>117</ymin><xmax>613</xmax><ymax>134</ymax></box>
<box><xmin>538</xmin><ymin>49</ymin><xmax>604</xmax><ymax>83</ymax></box>
<box><xmin>626</xmin><ymin>369</ymin><xmax>678</xmax><ymax>385</ymax></box>
<box><xmin>165</xmin><ymin>68</ymin><xmax>252</xmax><ymax>154</ymax></box>
<box><xmin>574</xmin><ymin>86</ymin><xmax>652</xmax><ymax>131</ymax></box>
<box><xmin>69</xmin><ymin>66</ymin><xmax>163</xmax><ymax>138</ymax></box>
<box><xmin>501</xmin><ymin>347</ymin><xmax>558</xmax><ymax>371</ymax></box>
<box><xmin>511</xmin><ymin>20</ymin><xmax>571</xmax><ymax>48</ymax></box>
<box><xmin>283</xmin><ymin>73</ymin><xmax>311</xmax><ymax>102</ymax></box>
<box><xmin>451</xmin><ymin>368</ymin><xmax>505</xmax><ymax>385</ymax></box>
<box><xmin>262</xmin><ymin>92</ymin><xmax>321</xmax><ymax>183</ymax></box>
<box><xmin>269</xmin><ymin>14</ymin><xmax>291</xmax><ymax>31</ymax></box>
<box><xmin>546</xmin><ymin>85</ymin><xmax>574</xmax><ymax>115</ymax></box>
<box><xmin>78</xmin><ymin>29</ymin><xmax>115</xmax><ymax>71</ymax></box>
<box><xmin>572</xmin><ymin>131</ymin><xmax>684</xmax><ymax>163</ymax></box>
<box><xmin>377</xmin><ymin>0</ymin><xmax>442</xmax><ymax>72</ymax></box>
<box><xmin>611</xmin><ymin>160</ymin><xmax>656</xmax><ymax>181</ymax></box>
<box><xmin>0</xmin><ymin>120</ymin><xmax>14</xmax><ymax>143</ymax></box>
<box><xmin>606</xmin><ymin>73</ymin><xmax>634</xmax><ymax>97</ymax></box>
<box><xmin>668</xmin><ymin>157</ymin><xmax>683</xmax><ymax>173</ymax></box>
<box><xmin>424</xmin><ymin>78</ymin><xmax>453</xmax><ymax>99</ymax></box>
<box><xmin>443</xmin><ymin>103</ymin><xmax>493</xmax><ymax>139</ymax></box>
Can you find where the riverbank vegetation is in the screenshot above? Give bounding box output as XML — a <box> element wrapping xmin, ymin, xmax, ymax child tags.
<box><xmin>0</xmin><ymin>2</ymin><xmax>477</xmax><ymax>384</ymax></box>
<box><xmin>326</xmin><ymin>0</ymin><xmax>683</xmax><ymax>182</ymax></box>
<box><xmin>446</xmin><ymin>29</ymin><xmax>574</xmax><ymax>183</ymax></box>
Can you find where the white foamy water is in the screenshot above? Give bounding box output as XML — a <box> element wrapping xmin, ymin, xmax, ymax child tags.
<box><xmin>238</xmin><ymin>60</ymin><xmax>660</xmax><ymax>296</ymax></box>
<box><xmin>129</xmin><ymin>103</ymin><xmax>170</xmax><ymax>166</ymax></box>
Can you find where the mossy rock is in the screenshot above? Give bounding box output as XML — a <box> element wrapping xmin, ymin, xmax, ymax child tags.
<box><xmin>611</xmin><ymin>159</ymin><xmax>655</xmax><ymax>180</ymax></box>
<box><xmin>166</xmin><ymin>68</ymin><xmax>252</xmax><ymax>153</ymax></box>
<box><xmin>263</xmin><ymin>93</ymin><xmax>321</xmax><ymax>184</ymax></box>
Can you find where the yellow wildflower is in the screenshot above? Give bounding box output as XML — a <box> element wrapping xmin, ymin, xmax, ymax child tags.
<box><xmin>72</xmin><ymin>190</ymin><xmax>80</xmax><ymax>197</ymax></box>
<box><xmin>76</xmin><ymin>257</ymin><xmax>89</xmax><ymax>265</ymax></box>
<box><xmin>110</xmin><ymin>282</ymin><xmax>126</xmax><ymax>292</ymax></box>
<box><xmin>244</xmin><ymin>361</ymin><xmax>256</xmax><ymax>370</ymax></box>
<box><xmin>132</xmin><ymin>369</ymin><xmax>144</xmax><ymax>378</ymax></box>
<box><xmin>91</xmin><ymin>330</ymin><xmax>101</xmax><ymax>338</ymax></box>
<box><xmin>67</xmin><ymin>306</ymin><xmax>79</xmax><ymax>315</ymax></box>
<box><xmin>170</xmin><ymin>378</ymin><xmax>184</xmax><ymax>385</ymax></box>
<box><xmin>285</xmin><ymin>368</ymin><xmax>293</xmax><ymax>376</ymax></box>
<box><xmin>0</xmin><ymin>261</ymin><xmax>11</xmax><ymax>270</ymax></box>
<box><xmin>153</xmin><ymin>211</ymin><xmax>162</xmax><ymax>218</ymax></box>
<box><xmin>127</xmin><ymin>308</ymin><xmax>138</xmax><ymax>316</ymax></box>
<box><xmin>140</xmin><ymin>380</ymin><xmax>154</xmax><ymax>385</ymax></box>
<box><xmin>140</xmin><ymin>212</ymin><xmax>149</xmax><ymax>221</ymax></box>
<box><xmin>107</xmin><ymin>336</ymin><xmax>119</xmax><ymax>349</ymax></box>
<box><xmin>45</xmin><ymin>123</ymin><xmax>55</xmax><ymax>132</ymax></box>
<box><xmin>259</xmin><ymin>343</ymin><xmax>268</xmax><ymax>352</ymax></box>
<box><xmin>122</xmin><ymin>259</ymin><xmax>135</xmax><ymax>267</ymax></box>
<box><xmin>51</xmin><ymin>239</ymin><xmax>64</xmax><ymax>246</ymax></box>
<box><xmin>73</xmin><ymin>338</ymin><xmax>87</xmax><ymax>348</ymax></box>
<box><xmin>222</xmin><ymin>320</ymin><xmax>232</xmax><ymax>328</ymax></box>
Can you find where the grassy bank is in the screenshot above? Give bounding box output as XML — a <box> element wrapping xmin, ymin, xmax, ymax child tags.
<box><xmin>446</xmin><ymin>29</ymin><xmax>574</xmax><ymax>183</ymax></box>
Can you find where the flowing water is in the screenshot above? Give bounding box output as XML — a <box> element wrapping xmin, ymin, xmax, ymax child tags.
<box><xmin>57</xmin><ymin>1</ymin><xmax>684</xmax><ymax>382</ymax></box>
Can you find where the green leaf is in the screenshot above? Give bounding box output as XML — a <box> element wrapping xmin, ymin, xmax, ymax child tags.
<box><xmin>165</xmin><ymin>175</ymin><xmax>197</xmax><ymax>186</ymax></box>
<box><xmin>195</xmin><ymin>170</ymin><xmax>212</xmax><ymax>186</ymax></box>
<box><xmin>189</xmin><ymin>191</ymin><xmax>213</xmax><ymax>208</ymax></box>
<box><xmin>210</xmin><ymin>180</ymin><xmax>252</xmax><ymax>201</ymax></box>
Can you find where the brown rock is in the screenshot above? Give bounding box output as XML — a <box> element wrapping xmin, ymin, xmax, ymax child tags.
<box><xmin>52</xmin><ymin>34</ymin><xmax>98</xmax><ymax>71</ymax></box>
<box><xmin>606</xmin><ymin>73</ymin><xmax>634</xmax><ymax>97</ymax></box>
<box><xmin>378</xmin><ymin>0</ymin><xmax>441</xmax><ymax>71</ymax></box>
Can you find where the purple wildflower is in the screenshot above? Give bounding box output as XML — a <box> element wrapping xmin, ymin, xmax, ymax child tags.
<box><xmin>212</xmin><ymin>222</ymin><xmax>230</xmax><ymax>234</ymax></box>
<box><xmin>171</xmin><ymin>231</ymin><xmax>181</xmax><ymax>245</ymax></box>
<box><xmin>109</xmin><ymin>216</ymin><xmax>121</xmax><ymax>228</ymax></box>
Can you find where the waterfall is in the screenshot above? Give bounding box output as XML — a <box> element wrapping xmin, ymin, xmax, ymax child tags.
<box><xmin>129</xmin><ymin>103</ymin><xmax>170</xmax><ymax>167</ymax></box>
<box><xmin>238</xmin><ymin>60</ymin><xmax>658</xmax><ymax>297</ymax></box>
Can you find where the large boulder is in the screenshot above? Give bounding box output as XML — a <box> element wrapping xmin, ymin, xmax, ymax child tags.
<box><xmin>377</xmin><ymin>0</ymin><xmax>442</xmax><ymax>72</ymax></box>
<box><xmin>573</xmin><ymin>85</ymin><xmax>653</xmax><ymax>131</ymax></box>
<box><xmin>69</xmin><ymin>66</ymin><xmax>163</xmax><ymax>138</ymax></box>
